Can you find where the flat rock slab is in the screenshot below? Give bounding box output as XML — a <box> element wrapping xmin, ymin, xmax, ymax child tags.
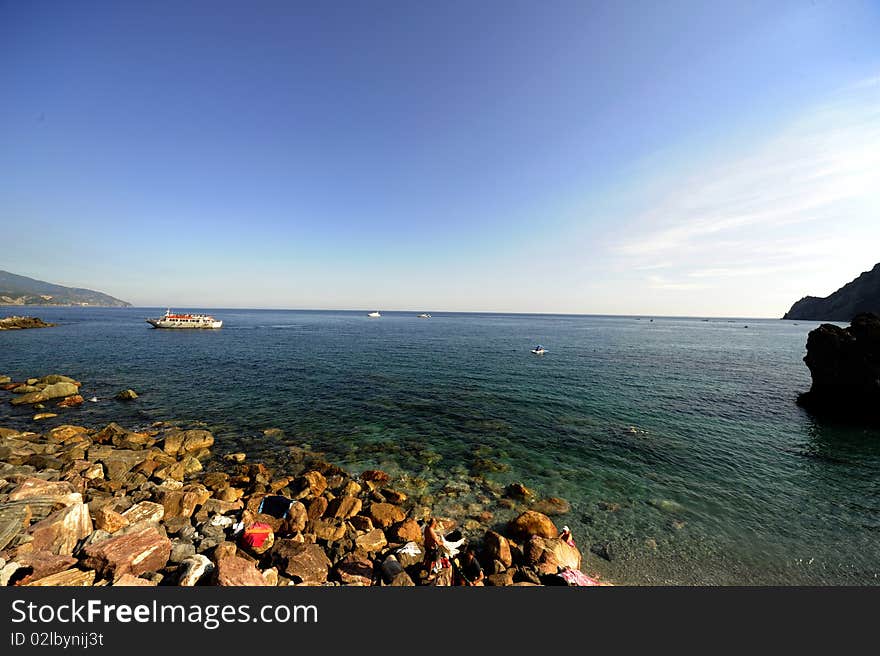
<box><xmin>8</xmin><ymin>477</ymin><xmax>81</xmax><ymax>506</ymax></box>
<box><xmin>214</xmin><ymin>555</ymin><xmax>268</xmax><ymax>586</ymax></box>
<box><xmin>25</xmin><ymin>568</ymin><xmax>96</xmax><ymax>586</ymax></box>
<box><xmin>82</xmin><ymin>527</ymin><xmax>171</xmax><ymax>578</ymax></box>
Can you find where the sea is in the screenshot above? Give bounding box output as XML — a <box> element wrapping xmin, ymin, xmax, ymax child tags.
<box><xmin>2</xmin><ymin>307</ymin><xmax>879</xmax><ymax>585</ymax></box>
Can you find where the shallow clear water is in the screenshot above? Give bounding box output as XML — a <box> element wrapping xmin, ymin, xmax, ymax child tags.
<box><xmin>2</xmin><ymin>307</ymin><xmax>879</xmax><ymax>585</ymax></box>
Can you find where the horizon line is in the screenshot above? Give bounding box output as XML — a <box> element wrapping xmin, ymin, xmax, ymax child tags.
<box><xmin>2</xmin><ymin>303</ymin><xmax>797</xmax><ymax>321</ymax></box>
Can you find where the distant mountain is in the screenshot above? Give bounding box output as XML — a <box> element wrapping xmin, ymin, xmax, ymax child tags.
<box><xmin>783</xmin><ymin>263</ymin><xmax>880</xmax><ymax>321</ymax></box>
<box><xmin>0</xmin><ymin>270</ymin><xmax>131</xmax><ymax>307</ymax></box>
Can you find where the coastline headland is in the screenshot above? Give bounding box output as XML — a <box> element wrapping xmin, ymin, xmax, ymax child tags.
<box><xmin>0</xmin><ymin>371</ymin><xmax>604</xmax><ymax>587</ymax></box>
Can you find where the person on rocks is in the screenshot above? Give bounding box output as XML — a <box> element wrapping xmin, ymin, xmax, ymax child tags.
<box><xmin>423</xmin><ymin>517</ymin><xmax>443</xmax><ymax>574</ymax></box>
<box><xmin>455</xmin><ymin>546</ymin><xmax>485</xmax><ymax>586</ymax></box>
<box><xmin>559</xmin><ymin>525</ymin><xmax>576</xmax><ymax>548</ymax></box>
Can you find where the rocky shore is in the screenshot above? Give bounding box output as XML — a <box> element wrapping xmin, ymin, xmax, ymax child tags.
<box><xmin>1</xmin><ymin>372</ymin><xmax>605</xmax><ymax>587</ymax></box>
<box><xmin>0</xmin><ymin>316</ymin><xmax>55</xmax><ymax>331</ymax></box>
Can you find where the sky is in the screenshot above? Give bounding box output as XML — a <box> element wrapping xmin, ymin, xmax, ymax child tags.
<box><xmin>1</xmin><ymin>0</ymin><xmax>879</xmax><ymax>316</ymax></box>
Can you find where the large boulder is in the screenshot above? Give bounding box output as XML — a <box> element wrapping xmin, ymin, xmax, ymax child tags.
<box><xmin>483</xmin><ymin>530</ymin><xmax>513</xmax><ymax>568</ymax></box>
<box><xmin>506</xmin><ymin>510</ymin><xmax>558</xmax><ymax>540</ymax></box>
<box><xmin>368</xmin><ymin>503</ymin><xmax>405</xmax><ymax>528</ymax></box>
<box><xmin>271</xmin><ymin>541</ymin><xmax>330</xmax><ymax>585</ymax></box>
<box><xmin>81</xmin><ymin>527</ymin><xmax>172</xmax><ymax>578</ymax></box>
<box><xmin>28</xmin><ymin>501</ymin><xmax>93</xmax><ymax>556</ymax></box>
<box><xmin>525</xmin><ymin>536</ymin><xmax>581</xmax><ymax>570</ymax></box>
<box><xmin>797</xmin><ymin>313</ymin><xmax>880</xmax><ymax>423</ymax></box>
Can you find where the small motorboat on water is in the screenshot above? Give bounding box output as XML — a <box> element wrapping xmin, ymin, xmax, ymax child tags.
<box><xmin>367</xmin><ymin>311</ymin><xmax>381</xmax><ymax>318</ymax></box>
<box><xmin>417</xmin><ymin>313</ymin><xmax>431</xmax><ymax>318</ymax></box>
<box><xmin>531</xmin><ymin>345</ymin><xmax>547</xmax><ymax>355</ymax></box>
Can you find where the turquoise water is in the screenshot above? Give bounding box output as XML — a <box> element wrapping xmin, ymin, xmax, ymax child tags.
<box><xmin>2</xmin><ymin>307</ymin><xmax>879</xmax><ymax>585</ymax></box>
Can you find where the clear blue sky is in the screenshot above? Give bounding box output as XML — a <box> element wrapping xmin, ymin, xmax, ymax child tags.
<box><xmin>2</xmin><ymin>1</ymin><xmax>879</xmax><ymax>315</ymax></box>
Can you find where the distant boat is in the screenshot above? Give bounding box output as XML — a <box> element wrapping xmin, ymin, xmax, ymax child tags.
<box><xmin>367</xmin><ymin>311</ymin><xmax>381</xmax><ymax>318</ymax></box>
<box><xmin>417</xmin><ymin>313</ymin><xmax>431</xmax><ymax>318</ymax></box>
<box><xmin>531</xmin><ymin>345</ymin><xmax>547</xmax><ymax>355</ymax></box>
<box><xmin>146</xmin><ymin>309</ymin><xmax>222</xmax><ymax>329</ymax></box>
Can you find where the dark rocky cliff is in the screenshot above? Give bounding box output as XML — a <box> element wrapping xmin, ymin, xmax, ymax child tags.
<box><xmin>783</xmin><ymin>263</ymin><xmax>880</xmax><ymax>321</ymax></box>
<box><xmin>796</xmin><ymin>313</ymin><xmax>880</xmax><ymax>424</ymax></box>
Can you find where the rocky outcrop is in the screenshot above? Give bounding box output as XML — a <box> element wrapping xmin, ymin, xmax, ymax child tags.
<box><xmin>0</xmin><ymin>316</ymin><xmax>55</xmax><ymax>330</ymax></box>
<box><xmin>784</xmin><ymin>262</ymin><xmax>880</xmax><ymax>321</ymax></box>
<box><xmin>796</xmin><ymin>313</ymin><xmax>880</xmax><ymax>423</ymax></box>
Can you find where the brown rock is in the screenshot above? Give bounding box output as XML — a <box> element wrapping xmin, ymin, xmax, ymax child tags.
<box><xmin>335</xmin><ymin>554</ymin><xmax>375</xmax><ymax>585</ymax></box>
<box><xmin>485</xmin><ymin>569</ymin><xmax>515</xmax><ymax>586</ymax></box>
<box><xmin>181</xmin><ymin>429</ymin><xmax>214</xmax><ymax>453</ymax></box>
<box><xmin>56</xmin><ymin>395</ymin><xmax>85</xmax><ymax>408</ymax></box>
<box><xmin>93</xmin><ymin>422</ymin><xmax>128</xmax><ymax>444</ymax></box>
<box><xmin>47</xmin><ymin>425</ymin><xmax>90</xmax><ymax>442</ymax></box>
<box><xmin>216</xmin><ymin>486</ymin><xmax>244</xmax><ymax>503</ymax></box>
<box><xmin>307</xmin><ymin>496</ymin><xmax>328</xmax><ymax>521</ymax></box>
<box><xmin>361</xmin><ymin>470</ymin><xmax>390</xmax><ymax>485</ymax></box>
<box><xmin>271</xmin><ymin>541</ymin><xmax>330</xmax><ymax>584</ymax></box>
<box><xmin>100</xmin><ymin>449</ymin><xmax>149</xmax><ymax>482</ymax></box>
<box><xmin>281</xmin><ymin>501</ymin><xmax>308</xmax><ymax>533</ymax></box>
<box><xmin>311</xmin><ymin>519</ymin><xmax>346</xmax><ymax>542</ymax></box>
<box><xmin>25</xmin><ymin>568</ymin><xmax>96</xmax><ymax>586</ymax></box>
<box><xmin>368</xmin><ymin>502</ymin><xmax>405</xmax><ymax>529</ymax></box>
<box><xmin>349</xmin><ymin>515</ymin><xmax>374</xmax><ymax>532</ymax></box>
<box><xmin>483</xmin><ymin>530</ymin><xmax>513</xmax><ymax>568</ymax></box>
<box><xmin>94</xmin><ymin>506</ymin><xmax>129</xmax><ymax>534</ymax></box>
<box><xmin>302</xmin><ymin>470</ymin><xmax>327</xmax><ymax>497</ymax></box>
<box><xmin>121</xmin><ymin>501</ymin><xmax>165</xmax><ymax>525</ymax></box>
<box><xmin>213</xmin><ymin>542</ymin><xmax>239</xmax><ymax>562</ymax></box>
<box><xmin>157</xmin><ymin>485</ymin><xmax>211</xmax><ymax>519</ymax></box>
<box><xmin>388</xmin><ymin>518</ymin><xmax>422</xmax><ymax>544</ymax></box>
<box><xmin>82</xmin><ymin>527</ymin><xmax>172</xmax><ymax>578</ymax></box>
<box><xmin>505</xmin><ymin>482</ymin><xmax>534</xmax><ymax>500</ymax></box>
<box><xmin>507</xmin><ymin>510</ymin><xmax>558</xmax><ymax>540</ymax></box>
<box><xmin>28</xmin><ymin>502</ymin><xmax>93</xmax><ymax>555</ymax></box>
<box><xmin>383</xmin><ymin>489</ymin><xmax>407</xmax><ymax>504</ymax></box>
<box><xmin>215</xmin><ymin>555</ymin><xmax>268</xmax><ymax>586</ymax></box>
<box><xmin>162</xmin><ymin>431</ymin><xmax>185</xmax><ymax>456</ymax></box>
<box><xmin>202</xmin><ymin>471</ymin><xmax>230</xmax><ymax>490</ymax></box>
<box><xmin>326</xmin><ymin>496</ymin><xmax>362</xmax><ymax>520</ymax></box>
<box><xmin>9</xmin><ymin>477</ymin><xmax>81</xmax><ymax>506</ymax></box>
<box><xmin>354</xmin><ymin>528</ymin><xmax>388</xmax><ymax>553</ymax></box>
<box><xmin>527</xmin><ymin>536</ymin><xmax>581</xmax><ymax>570</ymax></box>
<box><xmin>13</xmin><ymin>551</ymin><xmax>78</xmax><ymax>585</ymax></box>
<box><xmin>113</xmin><ymin>573</ymin><xmax>157</xmax><ymax>586</ymax></box>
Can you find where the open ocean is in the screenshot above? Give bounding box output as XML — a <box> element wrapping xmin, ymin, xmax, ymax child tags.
<box><xmin>2</xmin><ymin>307</ymin><xmax>879</xmax><ymax>585</ymax></box>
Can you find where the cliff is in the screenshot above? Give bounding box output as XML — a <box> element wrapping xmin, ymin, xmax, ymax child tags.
<box><xmin>0</xmin><ymin>270</ymin><xmax>131</xmax><ymax>307</ymax></box>
<box><xmin>783</xmin><ymin>263</ymin><xmax>880</xmax><ymax>321</ymax></box>
<box><xmin>796</xmin><ymin>313</ymin><xmax>880</xmax><ymax>424</ymax></box>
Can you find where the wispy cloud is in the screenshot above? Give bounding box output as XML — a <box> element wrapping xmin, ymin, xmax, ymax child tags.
<box><xmin>610</xmin><ymin>75</ymin><xmax>880</xmax><ymax>297</ymax></box>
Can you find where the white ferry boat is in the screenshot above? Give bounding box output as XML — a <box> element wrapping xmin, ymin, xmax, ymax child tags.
<box><xmin>146</xmin><ymin>309</ymin><xmax>223</xmax><ymax>329</ymax></box>
<box><xmin>367</xmin><ymin>311</ymin><xmax>381</xmax><ymax>318</ymax></box>
<box><xmin>417</xmin><ymin>313</ymin><xmax>431</xmax><ymax>318</ymax></box>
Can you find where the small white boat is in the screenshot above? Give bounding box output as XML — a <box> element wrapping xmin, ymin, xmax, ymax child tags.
<box><xmin>417</xmin><ymin>313</ymin><xmax>431</xmax><ymax>318</ymax></box>
<box><xmin>367</xmin><ymin>311</ymin><xmax>381</xmax><ymax>318</ymax></box>
<box><xmin>531</xmin><ymin>345</ymin><xmax>547</xmax><ymax>355</ymax></box>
